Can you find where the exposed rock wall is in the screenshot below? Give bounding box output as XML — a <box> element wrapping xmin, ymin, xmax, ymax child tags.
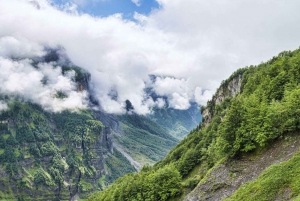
<box><xmin>76</xmin><ymin>70</ymin><xmax>91</xmax><ymax>92</ymax></box>
<box><xmin>202</xmin><ymin>74</ymin><xmax>242</xmax><ymax>126</ymax></box>
<box><xmin>214</xmin><ymin>74</ymin><xmax>242</xmax><ymax>105</ymax></box>
<box><xmin>102</xmin><ymin>127</ymin><xmax>114</xmax><ymax>154</ymax></box>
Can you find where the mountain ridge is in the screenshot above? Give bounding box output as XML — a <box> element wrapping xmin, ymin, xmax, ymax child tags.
<box><xmin>88</xmin><ymin>47</ymin><xmax>300</xmax><ymax>201</ymax></box>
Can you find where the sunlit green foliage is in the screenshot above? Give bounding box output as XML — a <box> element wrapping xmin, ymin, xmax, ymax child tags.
<box><xmin>88</xmin><ymin>164</ymin><xmax>181</xmax><ymax>201</ymax></box>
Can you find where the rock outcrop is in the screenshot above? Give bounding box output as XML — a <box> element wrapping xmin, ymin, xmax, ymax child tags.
<box><xmin>202</xmin><ymin>73</ymin><xmax>243</xmax><ymax>126</ymax></box>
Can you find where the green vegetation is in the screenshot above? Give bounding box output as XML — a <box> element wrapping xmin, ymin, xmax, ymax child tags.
<box><xmin>0</xmin><ymin>101</ymin><xmax>135</xmax><ymax>200</ymax></box>
<box><xmin>104</xmin><ymin>149</ymin><xmax>136</xmax><ymax>185</ymax></box>
<box><xmin>115</xmin><ymin>114</ymin><xmax>178</xmax><ymax>166</ymax></box>
<box><xmin>149</xmin><ymin>103</ymin><xmax>202</xmax><ymax>140</ymax></box>
<box><xmin>88</xmin><ymin>164</ymin><xmax>181</xmax><ymax>201</ymax></box>
<box><xmin>89</xmin><ymin>48</ymin><xmax>300</xmax><ymax>200</ymax></box>
<box><xmin>226</xmin><ymin>151</ymin><xmax>300</xmax><ymax>201</ymax></box>
<box><xmin>0</xmin><ymin>96</ymin><xmax>181</xmax><ymax>200</ymax></box>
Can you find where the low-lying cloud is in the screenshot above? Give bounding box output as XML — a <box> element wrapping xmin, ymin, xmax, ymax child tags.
<box><xmin>0</xmin><ymin>37</ymin><xmax>88</xmax><ymax>112</ymax></box>
<box><xmin>1</xmin><ymin>0</ymin><xmax>300</xmax><ymax>114</ymax></box>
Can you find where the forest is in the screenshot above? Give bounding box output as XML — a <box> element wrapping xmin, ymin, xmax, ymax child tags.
<box><xmin>0</xmin><ymin>102</ymin><xmax>136</xmax><ymax>200</ymax></box>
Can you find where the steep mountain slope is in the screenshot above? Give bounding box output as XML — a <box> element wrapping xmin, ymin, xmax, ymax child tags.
<box><xmin>88</xmin><ymin>48</ymin><xmax>300</xmax><ymax>201</ymax></box>
<box><xmin>114</xmin><ymin>114</ymin><xmax>178</xmax><ymax>168</ymax></box>
<box><xmin>0</xmin><ymin>100</ymin><xmax>180</xmax><ymax>201</ymax></box>
<box><xmin>184</xmin><ymin>134</ymin><xmax>300</xmax><ymax>201</ymax></box>
<box><xmin>0</xmin><ymin>49</ymin><xmax>192</xmax><ymax>200</ymax></box>
<box><xmin>0</xmin><ymin>102</ymin><xmax>115</xmax><ymax>201</ymax></box>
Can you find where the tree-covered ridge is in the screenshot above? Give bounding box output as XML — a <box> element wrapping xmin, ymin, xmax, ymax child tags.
<box><xmin>0</xmin><ymin>101</ymin><xmax>135</xmax><ymax>200</ymax></box>
<box><xmin>88</xmin><ymin>48</ymin><xmax>300</xmax><ymax>201</ymax></box>
<box><xmin>88</xmin><ymin>165</ymin><xmax>181</xmax><ymax>201</ymax></box>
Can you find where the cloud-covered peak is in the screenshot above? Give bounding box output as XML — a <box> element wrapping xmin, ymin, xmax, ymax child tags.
<box><xmin>1</xmin><ymin>0</ymin><xmax>300</xmax><ymax>114</ymax></box>
<box><xmin>0</xmin><ymin>37</ymin><xmax>88</xmax><ymax>112</ymax></box>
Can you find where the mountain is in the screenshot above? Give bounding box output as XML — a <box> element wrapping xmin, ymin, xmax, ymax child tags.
<box><xmin>149</xmin><ymin>103</ymin><xmax>202</xmax><ymax>140</ymax></box>
<box><xmin>145</xmin><ymin>77</ymin><xmax>202</xmax><ymax>140</ymax></box>
<box><xmin>0</xmin><ymin>49</ymin><xmax>201</xmax><ymax>201</ymax></box>
<box><xmin>88</xmin><ymin>48</ymin><xmax>300</xmax><ymax>201</ymax></box>
<box><xmin>113</xmin><ymin>114</ymin><xmax>178</xmax><ymax>168</ymax></box>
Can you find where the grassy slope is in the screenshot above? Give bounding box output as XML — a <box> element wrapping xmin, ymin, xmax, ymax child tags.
<box><xmin>226</xmin><ymin>150</ymin><xmax>300</xmax><ymax>201</ymax></box>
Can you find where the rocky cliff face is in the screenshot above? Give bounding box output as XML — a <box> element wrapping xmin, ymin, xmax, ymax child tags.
<box><xmin>0</xmin><ymin>110</ymin><xmax>112</xmax><ymax>200</ymax></box>
<box><xmin>101</xmin><ymin>127</ymin><xmax>114</xmax><ymax>154</ymax></box>
<box><xmin>0</xmin><ymin>49</ymin><xmax>135</xmax><ymax>200</ymax></box>
<box><xmin>202</xmin><ymin>73</ymin><xmax>242</xmax><ymax>126</ymax></box>
<box><xmin>76</xmin><ymin>69</ymin><xmax>91</xmax><ymax>92</ymax></box>
<box><xmin>214</xmin><ymin>74</ymin><xmax>242</xmax><ymax>105</ymax></box>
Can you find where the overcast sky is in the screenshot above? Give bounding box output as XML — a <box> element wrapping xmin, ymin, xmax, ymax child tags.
<box><xmin>1</xmin><ymin>0</ymin><xmax>300</xmax><ymax>114</ymax></box>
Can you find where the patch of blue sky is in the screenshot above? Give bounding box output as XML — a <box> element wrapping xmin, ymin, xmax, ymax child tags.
<box><xmin>52</xmin><ymin>0</ymin><xmax>160</xmax><ymax>19</ymax></box>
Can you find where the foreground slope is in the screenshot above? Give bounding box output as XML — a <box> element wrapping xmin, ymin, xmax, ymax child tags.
<box><xmin>88</xmin><ymin>48</ymin><xmax>300</xmax><ymax>201</ymax></box>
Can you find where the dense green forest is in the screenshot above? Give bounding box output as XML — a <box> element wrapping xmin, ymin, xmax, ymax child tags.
<box><xmin>88</xmin><ymin>48</ymin><xmax>300</xmax><ymax>201</ymax></box>
<box><xmin>0</xmin><ymin>102</ymin><xmax>135</xmax><ymax>200</ymax></box>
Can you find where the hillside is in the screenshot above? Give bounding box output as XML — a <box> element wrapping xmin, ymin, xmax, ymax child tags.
<box><xmin>114</xmin><ymin>114</ymin><xmax>178</xmax><ymax>168</ymax></box>
<box><xmin>0</xmin><ymin>100</ymin><xmax>139</xmax><ymax>201</ymax></box>
<box><xmin>149</xmin><ymin>103</ymin><xmax>202</xmax><ymax>140</ymax></box>
<box><xmin>0</xmin><ymin>47</ymin><xmax>203</xmax><ymax>200</ymax></box>
<box><xmin>88</xmin><ymin>48</ymin><xmax>300</xmax><ymax>201</ymax></box>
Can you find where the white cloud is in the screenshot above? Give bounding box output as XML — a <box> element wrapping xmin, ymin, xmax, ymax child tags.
<box><xmin>152</xmin><ymin>77</ymin><xmax>212</xmax><ymax>109</ymax></box>
<box><xmin>0</xmin><ymin>40</ymin><xmax>88</xmax><ymax>112</ymax></box>
<box><xmin>168</xmin><ymin>92</ymin><xmax>190</xmax><ymax>110</ymax></box>
<box><xmin>194</xmin><ymin>87</ymin><xmax>213</xmax><ymax>106</ymax></box>
<box><xmin>1</xmin><ymin>0</ymin><xmax>300</xmax><ymax>113</ymax></box>
<box><xmin>155</xmin><ymin>98</ymin><xmax>165</xmax><ymax>108</ymax></box>
<box><xmin>69</xmin><ymin>0</ymin><xmax>87</xmax><ymax>7</ymax></box>
<box><xmin>0</xmin><ymin>101</ymin><xmax>8</xmax><ymax>112</ymax></box>
<box><xmin>131</xmin><ymin>0</ymin><xmax>141</xmax><ymax>6</ymax></box>
<box><xmin>59</xmin><ymin>2</ymin><xmax>79</xmax><ymax>15</ymax></box>
<box><xmin>0</xmin><ymin>36</ymin><xmax>45</xmax><ymax>58</ymax></box>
